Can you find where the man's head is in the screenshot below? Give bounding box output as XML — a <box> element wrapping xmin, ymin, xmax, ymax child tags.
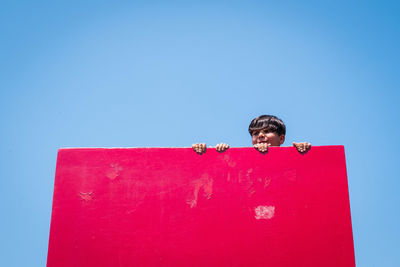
<box><xmin>248</xmin><ymin>115</ymin><xmax>286</xmax><ymax>146</ymax></box>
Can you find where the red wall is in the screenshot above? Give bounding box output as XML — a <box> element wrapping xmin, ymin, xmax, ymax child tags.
<box><xmin>47</xmin><ymin>146</ymin><xmax>355</xmax><ymax>267</ymax></box>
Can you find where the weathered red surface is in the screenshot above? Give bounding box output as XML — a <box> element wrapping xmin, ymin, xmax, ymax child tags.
<box><xmin>47</xmin><ymin>146</ymin><xmax>355</xmax><ymax>267</ymax></box>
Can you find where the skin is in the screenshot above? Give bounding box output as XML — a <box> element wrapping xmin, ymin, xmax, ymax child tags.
<box><xmin>292</xmin><ymin>141</ymin><xmax>311</xmax><ymax>153</ymax></box>
<box><xmin>192</xmin><ymin>143</ymin><xmax>229</xmax><ymax>154</ymax></box>
<box><xmin>251</xmin><ymin>129</ymin><xmax>311</xmax><ymax>153</ymax></box>
<box><xmin>215</xmin><ymin>143</ymin><xmax>230</xmax><ymax>152</ymax></box>
<box><xmin>251</xmin><ymin>129</ymin><xmax>284</xmax><ymax>153</ymax></box>
<box><xmin>192</xmin><ymin>128</ymin><xmax>311</xmax><ymax>154</ymax></box>
<box><xmin>251</xmin><ymin>129</ymin><xmax>285</xmax><ymax>146</ymax></box>
<box><xmin>192</xmin><ymin>143</ymin><xmax>207</xmax><ymax>154</ymax></box>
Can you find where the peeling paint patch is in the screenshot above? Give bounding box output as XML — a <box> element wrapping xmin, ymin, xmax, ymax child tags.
<box><xmin>246</xmin><ymin>168</ymin><xmax>253</xmax><ymax>179</ymax></box>
<box><xmin>106</xmin><ymin>163</ymin><xmax>123</xmax><ymax>180</ymax></box>
<box><xmin>79</xmin><ymin>191</ymin><xmax>93</xmax><ymax>201</ymax></box>
<box><xmin>248</xmin><ymin>188</ymin><xmax>256</xmax><ymax>197</ymax></box>
<box><xmin>264</xmin><ymin>177</ymin><xmax>271</xmax><ymax>188</ymax></box>
<box><xmin>254</xmin><ymin>205</ymin><xmax>275</xmax><ymax>220</ymax></box>
<box><xmin>202</xmin><ymin>178</ymin><xmax>213</xmax><ymax>200</ymax></box>
<box><xmin>224</xmin><ymin>154</ymin><xmax>237</xmax><ymax>167</ymax></box>
<box><xmin>186</xmin><ymin>173</ymin><xmax>213</xmax><ymax>208</ymax></box>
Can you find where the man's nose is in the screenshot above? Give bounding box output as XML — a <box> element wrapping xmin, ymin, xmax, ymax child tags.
<box><xmin>258</xmin><ymin>131</ymin><xmax>266</xmax><ymax>138</ymax></box>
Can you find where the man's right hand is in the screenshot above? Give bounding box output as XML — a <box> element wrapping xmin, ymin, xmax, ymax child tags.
<box><xmin>192</xmin><ymin>143</ymin><xmax>207</xmax><ymax>154</ymax></box>
<box><xmin>293</xmin><ymin>142</ymin><xmax>311</xmax><ymax>153</ymax></box>
<box><xmin>254</xmin><ymin>143</ymin><xmax>269</xmax><ymax>153</ymax></box>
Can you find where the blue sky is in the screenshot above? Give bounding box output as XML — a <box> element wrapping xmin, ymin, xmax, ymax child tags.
<box><xmin>1</xmin><ymin>1</ymin><xmax>399</xmax><ymax>266</ymax></box>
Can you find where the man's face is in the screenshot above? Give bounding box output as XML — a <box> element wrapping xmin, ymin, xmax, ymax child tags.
<box><xmin>251</xmin><ymin>129</ymin><xmax>285</xmax><ymax>146</ymax></box>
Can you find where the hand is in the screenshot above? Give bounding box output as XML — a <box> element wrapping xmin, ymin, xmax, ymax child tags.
<box><xmin>293</xmin><ymin>142</ymin><xmax>311</xmax><ymax>153</ymax></box>
<box><xmin>254</xmin><ymin>143</ymin><xmax>269</xmax><ymax>153</ymax></box>
<box><xmin>215</xmin><ymin>143</ymin><xmax>229</xmax><ymax>152</ymax></box>
<box><xmin>192</xmin><ymin>143</ymin><xmax>207</xmax><ymax>154</ymax></box>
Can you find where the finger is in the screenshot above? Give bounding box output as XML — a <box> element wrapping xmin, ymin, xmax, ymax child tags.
<box><xmin>218</xmin><ymin>144</ymin><xmax>224</xmax><ymax>151</ymax></box>
<box><xmin>262</xmin><ymin>144</ymin><xmax>268</xmax><ymax>152</ymax></box>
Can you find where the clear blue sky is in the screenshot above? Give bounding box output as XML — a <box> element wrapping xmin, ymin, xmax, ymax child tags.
<box><xmin>1</xmin><ymin>1</ymin><xmax>399</xmax><ymax>266</ymax></box>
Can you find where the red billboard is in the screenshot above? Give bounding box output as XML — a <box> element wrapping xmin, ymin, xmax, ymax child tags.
<box><xmin>47</xmin><ymin>146</ymin><xmax>355</xmax><ymax>266</ymax></box>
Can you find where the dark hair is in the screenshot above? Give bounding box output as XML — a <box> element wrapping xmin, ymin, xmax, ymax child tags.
<box><xmin>248</xmin><ymin>115</ymin><xmax>286</xmax><ymax>136</ymax></box>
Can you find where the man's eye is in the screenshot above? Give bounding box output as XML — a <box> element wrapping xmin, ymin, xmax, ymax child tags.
<box><xmin>253</xmin><ymin>131</ymin><xmax>259</xmax><ymax>136</ymax></box>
